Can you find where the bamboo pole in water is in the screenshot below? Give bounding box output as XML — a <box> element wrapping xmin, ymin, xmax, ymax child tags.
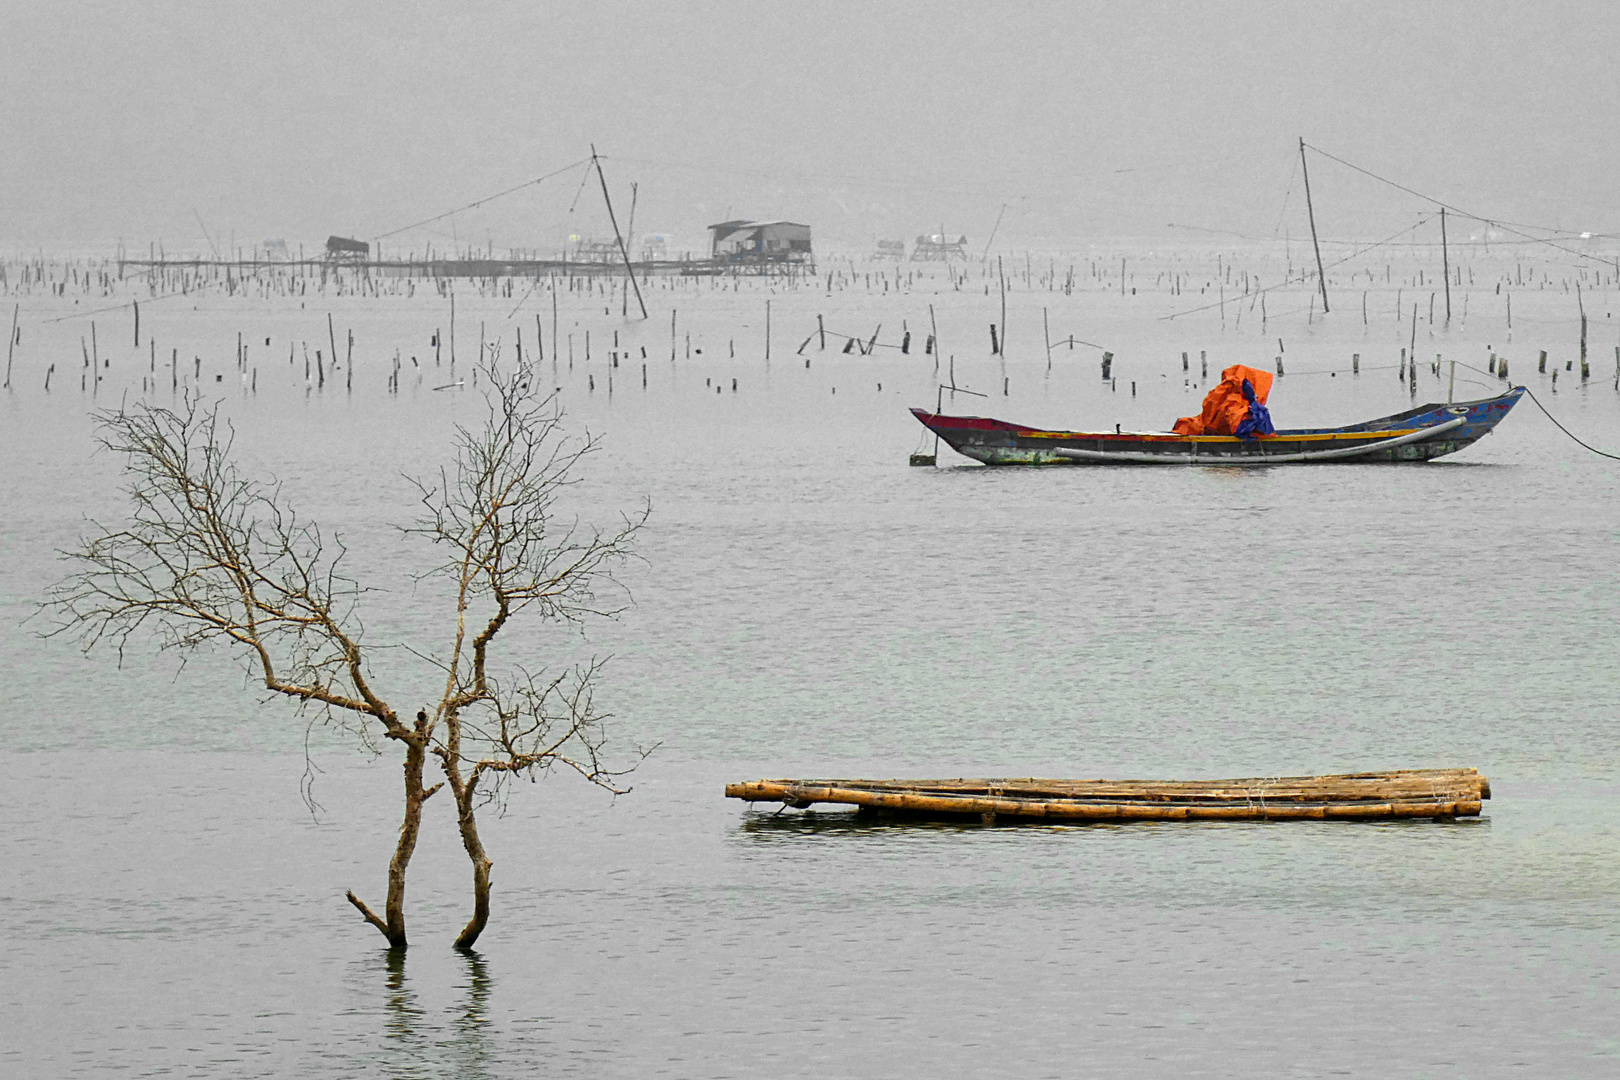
<box><xmin>997</xmin><ymin>255</ymin><xmax>1007</xmax><ymax>356</ymax></box>
<box><xmin>1441</xmin><ymin>207</ymin><xmax>1451</xmax><ymax>323</ymax></box>
<box><xmin>727</xmin><ymin>769</ymin><xmax>1489</xmax><ymax>822</ymax></box>
<box><xmin>327</xmin><ymin>313</ymin><xmax>338</xmax><ymax>379</ymax></box>
<box><xmin>3</xmin><ymin>303</ymin><xmax>16</xmax><ymax>388</ymax></box>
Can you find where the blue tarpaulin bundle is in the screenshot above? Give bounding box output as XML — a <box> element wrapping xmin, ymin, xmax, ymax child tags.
<box><xmin>1235</xmin><ymin>378</ymin><xmax>1274</xmax><ymax>439</ymax></box>
<box><xmin>1173</xmin><ymin>365</ymin><xmax>1276</xmax><ymax>438</ymax></box>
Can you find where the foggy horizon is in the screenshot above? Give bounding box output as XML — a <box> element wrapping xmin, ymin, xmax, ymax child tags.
<box><xmin>6</xmin><ymin>2</ymin><xmax>1620</xmax><ymax>255</ymax></box>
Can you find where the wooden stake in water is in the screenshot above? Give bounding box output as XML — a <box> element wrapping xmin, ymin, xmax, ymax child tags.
<box><xmin>3</xmin><ymin>303</ymin><xmax>16</xmax><ymax>389</ymax></box>
<box><xmin>1581</xmin><ymin>314</ymin><xmax>1589</xmax><ymax>380</ymax></box>
<box><xmin>1044</xmin><ymin>308</ymin><xmax>1052</xmax><ymax>372</ymax></box>
<box><xmin>929</xmin><ymin>304</ymin><xmax>941</xmax><ymax>375</ymax></box>
<box><xmin>1410</xmin><ymin>304</ymin><xmax>1418</xmax><ymax>368</ymax></box>
<box><xmin>997</xmin><ymin>256</ymin><xmax>1007</xmax><ymax>356</ymax></box>
<box><xmin>1440</xmin><ymin>207</ymin><xmax>1451</xmax><ymax>323</ymax></box>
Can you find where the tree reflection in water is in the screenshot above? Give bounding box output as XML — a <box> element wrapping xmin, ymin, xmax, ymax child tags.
<box><xmin>372</xmin><ymin>947</ymin><xmax>494</xmax><ymax>1079</ymax></box>
<box><xmin>449</xmin><ymin>950</ymin><xmax>494</xmax><ymax>1079</ymax></box>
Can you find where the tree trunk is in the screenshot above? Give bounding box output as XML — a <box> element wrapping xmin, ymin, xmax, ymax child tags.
<box><xmin>348</xmin><ymin>719</ymin><xmax>431</xmax><ymax>949</ymax></box>
<box><xmin>452</xmin><ymin>785</ymin><xmax>494</xmax><ymax>950</ymax></box>
<box><xmin>384</xmin><ymin>736</ymin><xmax>430</xmax><ymax>946</ymax></box>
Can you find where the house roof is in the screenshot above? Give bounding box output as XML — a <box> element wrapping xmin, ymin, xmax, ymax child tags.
<box><xmin>707</xmin><ymin>220</ymin><xmax>810</xmax><ymax>231</ymax></box>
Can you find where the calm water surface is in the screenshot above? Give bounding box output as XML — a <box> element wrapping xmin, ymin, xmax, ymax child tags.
<box><xmin>2</xmin><ymin>262</ymin><xmax>1618</xmax><ymax>1077</ymax></box>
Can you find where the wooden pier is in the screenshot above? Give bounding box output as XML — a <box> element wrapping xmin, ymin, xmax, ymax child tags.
<box><xmin>114</xmin><ymin>256</ymin><xmax>812</xmax><ymax>279</ymax></box>
<box><xmin>725</xmin><ymin>769</ymin><xmax>1490</xmax><ymax>823</ymax></box>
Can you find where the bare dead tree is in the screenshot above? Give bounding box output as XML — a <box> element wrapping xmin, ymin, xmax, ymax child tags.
<box><xmin>409</xmin><ymin>362</ymin><xmax>647</xmax><ymax>949</ymax></box>
<box><xmin>44</xmin><ymin>360</ymin><xmax>644</xmax><ymax>950</ymax></box>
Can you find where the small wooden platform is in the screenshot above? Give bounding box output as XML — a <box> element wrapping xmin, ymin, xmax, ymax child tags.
<box><xmin>725</xmin><ymin>769</ymin><xmax>1490</xmax><ymax>823</ymax></box>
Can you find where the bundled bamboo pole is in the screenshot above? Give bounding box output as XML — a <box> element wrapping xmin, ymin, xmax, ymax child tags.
<box><xmin>726</xmin><ymin>769</ymin><xmax>1488</xmax><ymax>822</ymax></box>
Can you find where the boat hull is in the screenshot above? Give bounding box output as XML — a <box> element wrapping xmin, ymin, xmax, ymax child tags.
<box><xmin>911</xmin><ymin>387</ymin><xmax>1524</xmax><ymax>465</ymax></box>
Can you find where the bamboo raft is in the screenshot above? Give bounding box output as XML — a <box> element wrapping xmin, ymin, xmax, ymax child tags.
<box><xmin>725</xmin><ymin>769</ymin><xmax>1490</xmax><ymax>823</ymax></box>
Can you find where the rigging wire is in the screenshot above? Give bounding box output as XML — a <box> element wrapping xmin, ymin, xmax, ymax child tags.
<box><xmin>605</xmin><ymin>153</ymin><xmax>1028</xmax><ymax>202</ymax></box>
<box><xmin>374</xmin><ymin>157</ymin><xmax>593</xmax><ymax>241</ymax></box>
<box><xmin>43</xmin><ymin>288</ymin><xmax>191</xmax><ymax>323</ymax></box>
<box><xmin>565</xmin><ymin>161</ymin><xmax>595</xmax><ymax>216</ymax></box>
<box><xmin>1444</xmin><ymin>359</ymin><xmax>1620</xmax><ymax>459</ymax></box>
<box><xmin>1517</xmin><ymin>385</ymin><xmax>1620</xmax><ymax>461</ymax></box>
<box><xmin>505</xmin><ymin>165</ymin><xmax>613</xmax><ymax>319</ymax></box>
<box><xmin>1163</xmin><ymin>213</ymin><xmax>1437</xmax><ymax>321</ymax></box>
<box><xmin>1269</xmin><ymin>152</ymin><xmax>1299</xmax><ymax>247</ymax></box>
<box><xmin>1301</xmin><ymin>142</ymin><xmax>1618</xmax><ymax>271</ymax></box>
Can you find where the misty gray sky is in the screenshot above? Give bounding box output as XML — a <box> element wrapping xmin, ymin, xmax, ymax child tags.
<box><xmin>5</xmin><ymin>1</ymin><xmax>1618</xmax><ymax>253</ymax></box>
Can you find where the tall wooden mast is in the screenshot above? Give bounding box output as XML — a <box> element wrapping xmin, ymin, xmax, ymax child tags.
<box><xmin>1299</xmin><ymin>138</ymin><xmax>1329</xmax><ymax>314</ymax></box>
<box><xmin>591</xmin><ymin>145</ymin><xmax>648</xmax><ymax>320</ymax></box>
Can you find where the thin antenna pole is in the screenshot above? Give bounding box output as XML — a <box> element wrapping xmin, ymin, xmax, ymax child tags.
<box><xmin>193</xmin><ymin>209</ymin><xmax>222</xmax><ymax>262</ymax></box>
<box><xmin>1299</xmin><ymin>138</ymin><xmax>1329</xmax><ymax>313</ymax></box>
<box><xmin>590</xmin><ymin>145</ymin><xmax>647</xmax><ymax>320</ymax></box>
<box><xmin>626</xmin><ymin>182</ymin><xmax>638</xmax><ymax>258</ymax></box>
<box><xmin>1440</xmin><ymin>207</ymin><xmax>1451</xmax><ymax>323</ymax></box>
<box><xmin>981</xmin><ymin>203</ymin><xmax>1007</xmax><ymax>262</ymax></box>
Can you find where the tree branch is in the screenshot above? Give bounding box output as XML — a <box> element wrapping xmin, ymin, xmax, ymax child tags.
<box><xmin>345</xmin><ymin>890</ymin><xmax>391</xmax><ymax>939</ymax></box>
<box><xmin>42</xmin><ymin>394</ymin><xmax>404</xmax><ymax>737</ymax></box>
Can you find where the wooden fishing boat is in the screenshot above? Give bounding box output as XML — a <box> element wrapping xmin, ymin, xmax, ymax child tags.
<box><xmin>727</xmin><ymin>768</ymin><xmax>1490</xmax><ymax>823</ymax></box>
<box><xmin>911</xmin><ymin>387</ymin><xmax>1525</xmax><ymax>465</ymax></box>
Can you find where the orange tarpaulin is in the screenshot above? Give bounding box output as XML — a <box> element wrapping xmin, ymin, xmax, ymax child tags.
<box><xmin>1172</xmin><ymin>365</ymin><xmax>1275</xmax><ymax>436</ymax></box>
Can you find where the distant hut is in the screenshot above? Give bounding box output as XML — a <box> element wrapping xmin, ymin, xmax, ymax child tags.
<box><xmin>639</xmin><ymin>233</ymin><xmax>672</xmax><ymax>262</ymax></box>
<box><xmin>571</xmin><ymin>238</ymin><xmax>621</xmax><ymax>264</ymax></box>
<box><xmin>911</xmin><ymin>233</ymin><xmax>967</xmax><ymax>260</ymax></box>
<box><xmin>707</xmin><ymin>220</ymin><xmax>812</xmax><ymax>265</ymax></box>
<box><xmin>873</xmin><ymin>239</ymin><xmax>906</xmax><ymax>260</ymax></box>
<box><xmin>325</xmin><ymin>235</ymin><xmax>370</xmax><ymax>262</ymax></box>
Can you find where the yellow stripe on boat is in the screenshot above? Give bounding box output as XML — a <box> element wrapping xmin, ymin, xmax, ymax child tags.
<box><xmin>1022</xmin><ymin>428</ymin><xmax>1426</xmax><ymax>443</ymax></box>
